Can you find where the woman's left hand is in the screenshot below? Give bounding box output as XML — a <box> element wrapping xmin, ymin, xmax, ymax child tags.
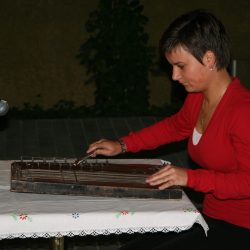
<box><xmin>146</xmin><ymin>164</ymin><xmax>188</xmax><ymax>190</ymax></box>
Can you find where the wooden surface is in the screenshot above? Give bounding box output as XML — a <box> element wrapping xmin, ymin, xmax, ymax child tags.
<box><xmin>10</xmin><ymin>159</ymin><xmax>182</xmax><ymax>199</ymax></box>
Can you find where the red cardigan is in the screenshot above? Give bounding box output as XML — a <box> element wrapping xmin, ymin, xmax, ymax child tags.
<box><xmin>122</xmin><ymin>77</ymin><xmax>250</xmax><ymax>229</ymax></box>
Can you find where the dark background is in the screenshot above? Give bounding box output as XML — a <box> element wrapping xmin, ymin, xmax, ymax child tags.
<box><xmin>0</xmin><ymin>0</ymin><xmax>249</xmax><ymax>116</ymax></box>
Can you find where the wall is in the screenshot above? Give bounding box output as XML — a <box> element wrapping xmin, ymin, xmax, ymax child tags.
<box><xmin>0</xmin><ymin>0</ymin><xmax>249</xmax><ymax>111</ymax></box>
<box><xmin>141</xmin><ymin>0</ymin><xmax>250</xmax><ymax>92</ymax></box>
<box><xmin>0</xmin><ymin>0</ymin><xmax>98</xmax><ymax>109</ymax></box>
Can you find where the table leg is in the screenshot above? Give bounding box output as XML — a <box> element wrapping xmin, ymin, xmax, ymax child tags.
<box><xmin>50</xmin><ymin>236</ymin><xmax>64</xmax><ymax>250</ymax></box>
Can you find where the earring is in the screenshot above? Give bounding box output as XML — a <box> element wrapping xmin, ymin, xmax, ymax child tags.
<box><xmin>209</xmin><ymin>66</ymin><xmax>214</xmax><ymax>71</ymax></box>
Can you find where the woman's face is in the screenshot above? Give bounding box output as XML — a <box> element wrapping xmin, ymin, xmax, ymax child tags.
<box><xmin>165</xmin><ymin>46</ymin><xmax>210</xmax><ymax>93</ymax></box>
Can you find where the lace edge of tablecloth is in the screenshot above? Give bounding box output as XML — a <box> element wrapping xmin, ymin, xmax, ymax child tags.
<box><xmin>0</xmin><ymin>221</ymin><xmax>209</xmax><ymax>240</ymax></box>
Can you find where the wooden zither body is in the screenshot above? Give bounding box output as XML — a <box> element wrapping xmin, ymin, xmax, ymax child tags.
<box><xmin>10</xmin><ymin>158</ymin><xmax>182</xmax><ymax>199</ymax></box>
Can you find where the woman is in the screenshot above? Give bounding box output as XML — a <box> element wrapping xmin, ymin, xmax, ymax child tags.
<box><xmin>86</xmin><ymin>9</ymin><xmax>250</xmax><ymax>249</ymax></box>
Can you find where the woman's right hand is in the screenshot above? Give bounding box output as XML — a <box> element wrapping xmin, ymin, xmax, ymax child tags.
<box><xmin>86</xmin><ymin>139</ymin><xmax>124</xmax><ymax>157</ymax></box>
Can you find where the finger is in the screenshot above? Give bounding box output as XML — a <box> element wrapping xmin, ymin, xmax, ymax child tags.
<box><xmin>86</xmin><ymin>145</ymin><xmax>98</xmax><ymax>154</ymax></box>
<box><xmin>93</xmin><ymin>148</ymin><xmax>112</xmax><ymax>157</ymax></box>
<box><xmin>148</xmin><ymin>165</ymin><xmax>172</xmax><ymax>179</ymax></box>
<box><xmin>146</xmin><ymin>174</ymin><xmax>171</xmax><ymax>186</ymax></box>
<box><xmin>157</xmin><ymin>164</ymin><xmax>172</xmax><ymax>173</ymax></box>
<box><xmin>146</xmin><ymin>173</ymin><xmax>165</xmax><ymax>184</ymax></box>
<box><xmin>87</xmin><ymin>140</ymin><xmax>105</xmax><ymax>153</ymax></box>
<box><xmin>146</xmin><ymin>166</ymin><xmax>172</xmax><ymax>183</ymax></box>
<box><xmin>158</xmin><ymin>180</ymin><xmax>175</xmax><ymax>190</ymax></box>
<box><xmin>88</xmin><ymin>139</ymin><xmax>105</xmax><ymax>147</ymax></box>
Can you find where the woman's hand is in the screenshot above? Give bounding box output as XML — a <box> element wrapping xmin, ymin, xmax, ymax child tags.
<box><xmin>86</xmin><ymin>139</ymin><xmax>123</xmax><ymax>157</ymax></box>
<box><xmin>146</xmin><ymin>164</ymin><xmax>188</xmax><ymax>190</ymax></box>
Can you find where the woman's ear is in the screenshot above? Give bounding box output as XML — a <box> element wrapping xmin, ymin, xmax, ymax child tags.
<box><xmin>203</xmin><ymin>50</ymin><xmax>216</xmax><ymax>70</ymax></box>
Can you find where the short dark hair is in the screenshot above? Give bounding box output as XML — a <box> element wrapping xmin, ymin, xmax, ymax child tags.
<box><xmin>160</xmin><ymin>9</ymin><xmax>231</xmax><ymax>70</ymax></box>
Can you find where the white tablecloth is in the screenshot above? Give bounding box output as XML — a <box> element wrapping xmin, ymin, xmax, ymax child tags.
<box><xmin>0</xmin><ymin>160</ymin><xmax>209</xmax><ymax>240</ymax></box>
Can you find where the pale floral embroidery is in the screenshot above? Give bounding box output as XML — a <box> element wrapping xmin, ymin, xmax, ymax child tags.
<box><xmin>116</xmin><ymin>210</ymin><xmax>135</xmax><ymax>218</ymax></box>
<box><xmin>183</xmin><ymin>208</ymin><xmax>198</xmax><ymax>213</ymax></box>
<box><xmin>72</xmin><ymin>212</ymin><xmax>80</xmax><ymax>219</ymax></box>
<box><xmin>12</xmin><ymin>213</ymin><xmax>32</xmax><ymax>222</ymax></box>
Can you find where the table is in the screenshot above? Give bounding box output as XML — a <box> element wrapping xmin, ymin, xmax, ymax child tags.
<box><xmin>0</xmin><ymin>160</ymin><xmax>209</xmax><ymax>249</ymax></box>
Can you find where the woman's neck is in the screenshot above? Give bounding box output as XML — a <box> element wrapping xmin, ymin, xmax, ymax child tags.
<box><xmin>196</xmin><ymin>70</ymin><xmax>232</xmax><ymax>133</ymax></box>
<box><xmin>203</xmin><ymin>70</ymin><xmax>231</xmax><ymax>105</ymax></box>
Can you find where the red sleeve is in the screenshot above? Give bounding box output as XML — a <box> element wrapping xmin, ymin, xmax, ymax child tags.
<box><xmin>122</xmin><ymin>94</ymin><xmax>198</xmax><ymax>153</ymax></box>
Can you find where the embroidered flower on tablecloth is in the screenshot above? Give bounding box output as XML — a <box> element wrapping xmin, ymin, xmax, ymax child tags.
<box><xmin>121</xmin><ymin>210</ymin><xmax>128</xmax><ymax>215</ymax></box>
<box><xmin>72</xmin><ymin>212</ymin><xmax>80</xmax><ymax>219</ymax></box>
<box><xmin>183</xmin><ymin>207</ymin><xmax>198</xmax><ymax>213</ymax></box>
<box><xmin>20</xmin><ymin>214</ymin><xmax>28</xmax><ymax>220</ymax></box>
<box><xmin>12</xmin><ymin>213</ymin><xmax>32</xmax><ymax>222</ymax></box>
<box><xmin>116</xmin><ymin>210</ymin><xmax>135</xmax><ymax>218</ymax></box>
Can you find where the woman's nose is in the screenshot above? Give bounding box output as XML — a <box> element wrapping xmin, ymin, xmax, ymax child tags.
<box><xmin>172</xmin><ymin>67</ymin><xmax>180</xmax><ymax>81</ymax></box>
